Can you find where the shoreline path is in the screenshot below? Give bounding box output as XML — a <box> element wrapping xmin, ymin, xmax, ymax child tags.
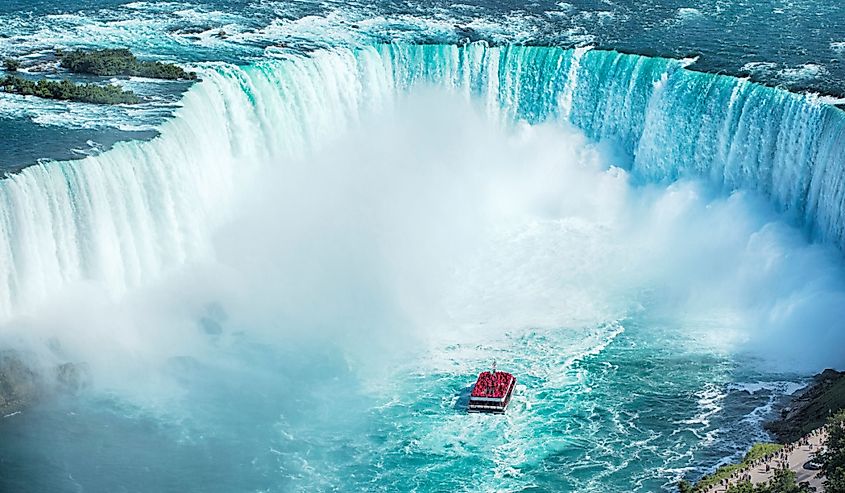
<box><xmin>704</xmin><ymin>428</ymin><xmax>827</xmax><ymax>492</ymax></box>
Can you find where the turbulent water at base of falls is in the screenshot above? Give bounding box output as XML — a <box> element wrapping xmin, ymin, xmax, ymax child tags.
<box><xmin>1</xmin><ymin>43</ymin><xmax>845</xmax><ymax>493</ymax></box>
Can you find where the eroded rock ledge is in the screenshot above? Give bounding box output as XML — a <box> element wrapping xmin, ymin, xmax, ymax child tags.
<box><xmin>765</xmin><ymin>368</ymin><xmax>845</xmax><ymax>443</ymax></box>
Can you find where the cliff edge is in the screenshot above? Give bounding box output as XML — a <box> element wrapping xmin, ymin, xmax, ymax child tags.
<box><xmin>765</xmin><ymin>369</ymin><xmax>845</xmax><ymax>443</ymax></box>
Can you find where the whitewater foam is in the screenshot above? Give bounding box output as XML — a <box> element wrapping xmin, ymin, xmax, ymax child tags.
<box><xmin>0</xmin><ymin>43</ymin><xmax>844</xmax><ymax>493</ymax></box>
<box><xmin>1</xmin><ymin>44</ymin><xmax>844</xmax><ymax>372</ymax></box>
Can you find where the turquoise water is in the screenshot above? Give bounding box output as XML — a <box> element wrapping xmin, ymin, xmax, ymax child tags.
<box><xmin>0</xmin><ymin>6</ymin><xmax>844</xmax><ymax>493</ymax></box>
<box><xmin>2</xmin><ymin>0</ymin><xmax>845</xmax><ymax>169</ymax></box>
<box><xmin>0</xmin><ymin>320</ymin><xmax>808</xmax><ymax>491</ymax></box>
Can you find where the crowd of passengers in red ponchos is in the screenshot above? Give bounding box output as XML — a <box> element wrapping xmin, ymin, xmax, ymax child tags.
<box><xmin>471</xmin><ymin>371</ymin><xmax>514</xmax><ymax>398</ymax></box>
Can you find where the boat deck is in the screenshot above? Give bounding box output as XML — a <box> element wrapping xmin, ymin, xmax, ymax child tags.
<box><xmin>468</xmin><ymin>371</ymin><xmax>515</xmax><ymax>413</ymax></box>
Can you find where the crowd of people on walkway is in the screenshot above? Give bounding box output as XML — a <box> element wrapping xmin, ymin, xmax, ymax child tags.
<box><xmin>704</xmin><ymin>428</ymin><xmax>828</xmax><ymax>493</ymax></box>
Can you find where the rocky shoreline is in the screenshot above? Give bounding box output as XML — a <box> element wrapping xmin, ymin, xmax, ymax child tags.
<box><xmin>682</xmin><ymin>369</ymin><xmax>845</xmax><ymax>492</ymax></box>
<box><xmin>765</xmin><ymin>369</ymin><xmax>845</xmax><ymax>444</ymax></box>
<box><xmin>0</xmin><ymin>351</ymin><xmax>86</xmax><ymax>417</ymax></box>
<box><xmin>0</xmin><ymin>351</ymin><xmax>40</xmax><ymax>416</ymax></box>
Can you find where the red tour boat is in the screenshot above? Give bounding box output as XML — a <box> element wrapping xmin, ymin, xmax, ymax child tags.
<box><xmin>468</xmin><ymin>361</ymin><xmax>516</xmax><ymax>414</ymax></box>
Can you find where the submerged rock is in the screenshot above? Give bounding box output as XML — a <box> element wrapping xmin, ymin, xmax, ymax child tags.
<box><xmin>171</xmin><ymin>25</ymin><xmax>212</xmax><ymax>36</ymax></box>
<box><xmin>55</xmin><ymin>362</ymin><xmax>89</xmax><ymax>393</ymax></box>
<box><xmin>200</xmin><ymin>316</ymin><xmax>224</xmax><ymax>335</ymax></box>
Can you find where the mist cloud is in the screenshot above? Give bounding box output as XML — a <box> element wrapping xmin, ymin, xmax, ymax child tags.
<box><xmin>2</xmin><ymin>87</ymin><xmax>843</xmax><ymax>398</ymax></box>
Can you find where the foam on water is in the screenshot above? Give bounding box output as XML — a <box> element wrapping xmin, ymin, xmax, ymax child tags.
<box><xmin>2</xmin><ymin>0</ymin><xmax>844</xmax><ymax>163</ymax></box>
<box><xmin>0</xmin><ymin>41</ymin><xmax>843</xmax><ymax>379</ymax></box>
<box><xmin>0</xmin><ymin>42</ymin><xmax>843</xmax><ymax>492</ymax></box>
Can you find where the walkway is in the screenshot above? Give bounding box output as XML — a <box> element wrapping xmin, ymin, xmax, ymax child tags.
<box><xmin>705</xmin><ymin>428</ymin><xmax>827</xmax><ymax>492</ymax></box>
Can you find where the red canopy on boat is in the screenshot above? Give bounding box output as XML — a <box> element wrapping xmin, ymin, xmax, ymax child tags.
<box><xmin>470</xmin><ymin>371</ymin><xmax>514</xmax><ymax>398</ymax></box>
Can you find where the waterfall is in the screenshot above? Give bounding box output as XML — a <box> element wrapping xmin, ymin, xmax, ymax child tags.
<box><xmin>1</xmin><ymin>43</ymin><xmax>843</xmax><ymax>321</ymax></box>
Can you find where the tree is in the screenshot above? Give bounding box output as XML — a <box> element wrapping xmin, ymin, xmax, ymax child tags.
<box><xmin>3</xmin><ymin>59</ymin><xmax>19</xmax><ymax>72</ymax></box>
<box><xmin>59</xmin><ymin>48</ymin><xmax>197</xmax><ymax>80</ymax></box>
<box><xmin>1</xmin><ymin>75</ymin><xmax>140</xmax><ymax>104</ymax></box>
<box><xmin>727</xmin><ymin>480</ymin><xmax>754</xmax><ymax>493</ymax></box>
<box><xmin>761</xmin><ymin>468</ymin><xmax>812</xmax><ymax>493</ymax></box>
<box><xmin>678</xmin><ymin>480</ymin><xmax>693</xmax><ymax>493</ymax></box>
<box><xmin>820</xmin><ymin>410</ymin><xmax>845</xmax><ymax>493</ymax></box>
<box><xmin>724</xmin><ymin>469</ymin><xmax>812</xmax><ymax>493</ymax></box>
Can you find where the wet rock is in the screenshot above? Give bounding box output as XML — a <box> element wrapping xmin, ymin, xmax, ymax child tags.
<box><xmin>0</xmin><ymin>351</ymin><xmax>40</xmax><ymax>416</ymax></box>
<box><xmin>54</xmin><ymin>362</ymin><xmax>89</xmax><ymax>393</ymax></box>
<box><xmin>171</xmin><ymin>25</ymin><xmax>212</xmax><ymax>36</ymax></box>
<box><xmin>0</xmin><ymin>351</ymin><xmax>88</xmax><ymax>416</ymax></box>
<box><xmin>765</xmin><ymin>368</ymin><xmax>845</xmax><ymax>443</ymax></box>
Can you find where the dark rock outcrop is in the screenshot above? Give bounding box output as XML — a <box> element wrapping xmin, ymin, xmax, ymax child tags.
<box><xmin>0</xmin><ymin>351</ymin><xmax>88</xmax><ymax>416</ymax></box>
<box><xmin>765</xmin><ymin>368</ymin><xmax>845</xmax><ymax>443</ymax></box>
<box><xmin>0</xmin><ymin>351</ymin><xmax>40</xmax><ymax>416</ymax></box>
<box><xmin>55</xmin><ymin>361</ymin><xmax>88</xmax><ymax>393</ymax></box>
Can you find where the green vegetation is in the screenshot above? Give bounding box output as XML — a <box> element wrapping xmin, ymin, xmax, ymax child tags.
<box><xmin>1</xmin><ymin>75</ymin><xmax>140</xmax><ymax>104</ymax></box>
<box><xmin>691</xmin><ymin>443</ymin><xmax>784</xmax><ymax>492</ymax></box>
<box><xmin>3</xmin><ymin>58</ymin><xmax>20</xmax><ymax>72</ymax></box>
<box><xmin>820</xmin><ymin>410</ymin><xmax>845</xmax><ymax>493</ymax></box>
<box><xmin>685</xmin><ymin>371</ymin><xmax>845</xmax><ymax>493</ymax></box>
<box><xmin>0</xmin><ymin>48</ymin><xmax>197</xmax><ymax>104</ymax></box>
<box><xmin>59</xmin><ymin>48</ymin><xmax>197</xmax><ymax>80</ymax></box>
<box><xmin>726</xmin><ymin>468</ymin><xmax>812</xmax><ymax>493</ymax></box>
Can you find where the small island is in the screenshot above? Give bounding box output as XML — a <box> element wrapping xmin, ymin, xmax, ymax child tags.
<box><xmin>1</xmin><ymin>74</ymin><xmax>140</xmax><ymax>104</ymax></box>
<box><xmin>1</xmin><ymin>48</ymin><xmax>196</xmax><ymax>105</ymax></box>
<box><xmin>59</xmin><ymin>48</ymin><xmax>197</xmax><ymax>80</ymax></box>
